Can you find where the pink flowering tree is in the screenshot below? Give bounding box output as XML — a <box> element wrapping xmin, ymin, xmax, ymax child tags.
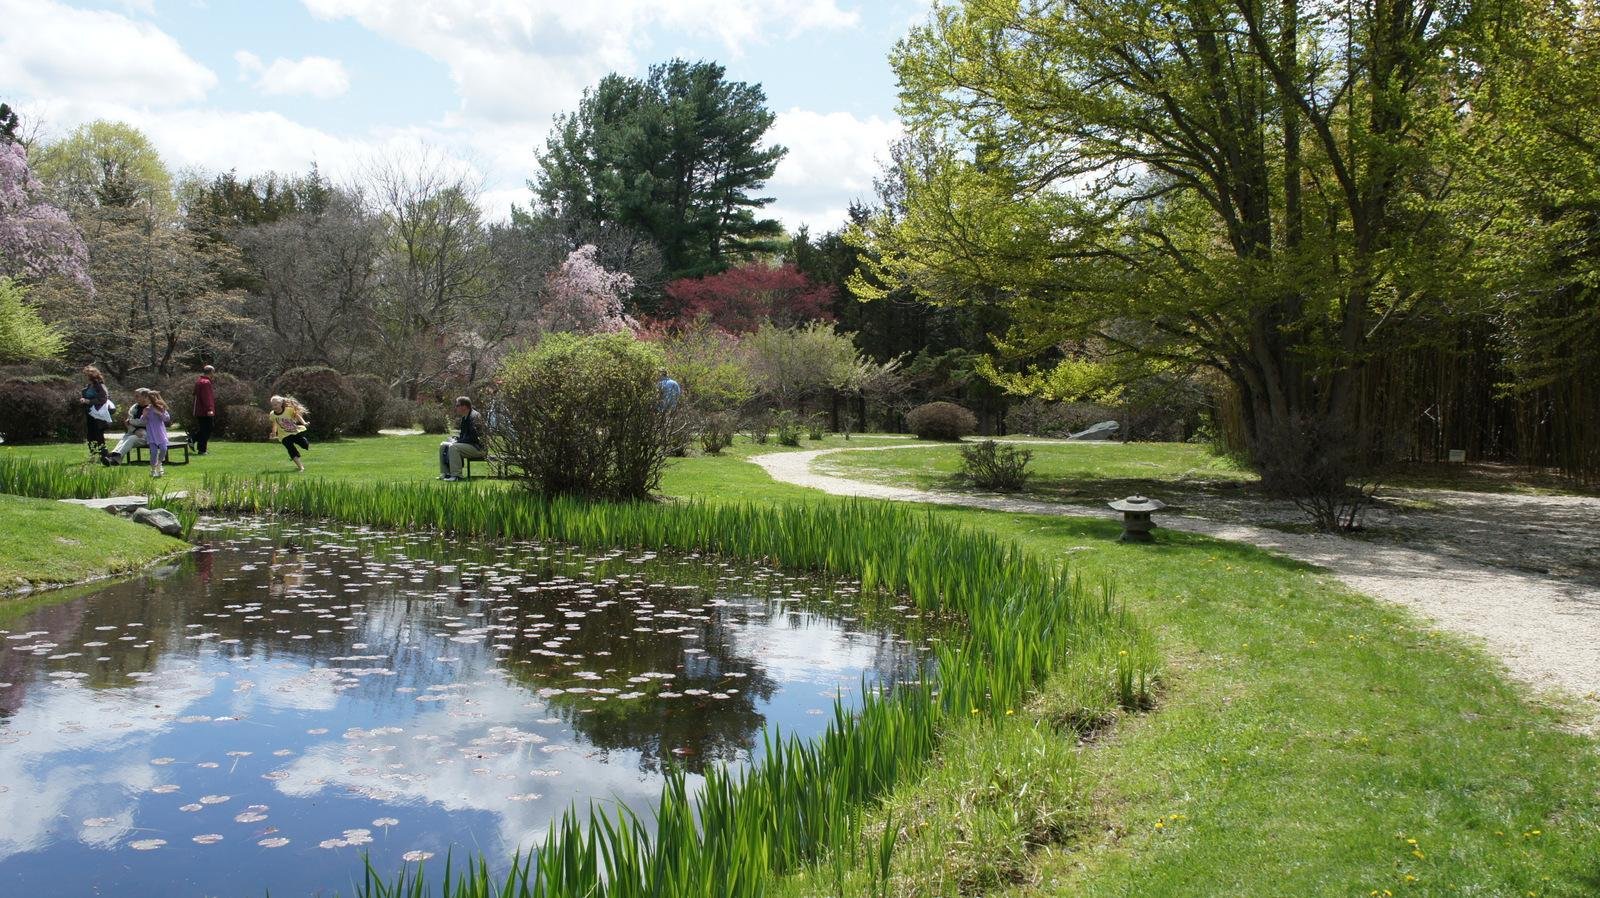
<box><xmin>538</xmin><ymin>244</ymin><xmax>638</xmax><ymax>334</ymax></box>
<box><xmin>0</xmin><ymin>141</ymin><xmax>92</xmax><ymax>291</ymax></box>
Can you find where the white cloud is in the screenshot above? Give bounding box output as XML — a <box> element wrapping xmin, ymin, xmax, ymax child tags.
<box><xmin>0</xmin><ymin>0</ymin><xmax>216</xmax><ymax>106</ymax></box>
<box><xmin>765</xmin><ymin>108</ymin><xmax>901</xmax><ymax>231</ymax></box>
<box><xmin>300</xmin><ymin>0</ymin><xmax>860</xmax><ymax>124</ymax></box>
<box><xmin>236</xmin><ymin>51</ymin><xmax>352</xmax><ymax>99</ymax></box>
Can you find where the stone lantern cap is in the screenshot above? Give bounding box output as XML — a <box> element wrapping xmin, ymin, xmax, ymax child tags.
<box><xmin>1108</xmin><ymin>495</ymin><xmax>1166</xmax><ymax>513</ymax></box>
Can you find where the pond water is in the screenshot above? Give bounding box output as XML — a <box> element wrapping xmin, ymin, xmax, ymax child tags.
<box><xmin>0</xmin><ymin>519</ymin><xmax>931</xmax><ymax>897</ymax></box>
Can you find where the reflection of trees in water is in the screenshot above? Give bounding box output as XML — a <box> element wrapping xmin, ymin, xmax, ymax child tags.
<box><xmin>509</xmin><ymin>586</ymin><xmax>781</xmax><ymax>774</ymax></box>
<box><xmin>0</xmin><ymin>523</ymin><xmax>929</xmax><ymax>773</ymax></box>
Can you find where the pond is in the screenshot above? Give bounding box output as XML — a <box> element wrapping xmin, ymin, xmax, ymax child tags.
<box><xmin>0</xmin><ymin>519</ymin><xmax>933</xmax><ymax>897</ymax></box>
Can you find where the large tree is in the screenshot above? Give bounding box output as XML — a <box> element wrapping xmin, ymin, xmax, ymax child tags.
<box><xmin>534</xmin><ymin>59</ymin><xmax>786</xmax><ymax>283</ymax></box>
<box><xmin>27</xmin><ymin>121</ymin><xmax>242</xmax><ymax>380</ymax></box>
<box><xmin>859</xmin><ymin>0</ymin><xmax>1484</xmax><ymax>491</ymax></box>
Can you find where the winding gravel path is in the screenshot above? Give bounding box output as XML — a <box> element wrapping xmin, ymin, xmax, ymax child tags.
<box><xmin>753</xmin><ymin>443</ymin><xmax>1600</xmax><ymax>713</ymax></box>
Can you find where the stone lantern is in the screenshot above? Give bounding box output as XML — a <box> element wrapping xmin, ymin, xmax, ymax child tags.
<box><xmin>1109</xmin><ymin>495</ymin><xmax>1165</xmax><ymax>543</ymax></box>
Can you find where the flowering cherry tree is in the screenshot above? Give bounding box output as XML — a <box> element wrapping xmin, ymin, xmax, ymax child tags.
<box><xmin>0</xmin><ymin>141</ymin><xmax>92</xmax><ymax>290</ymax></box>
<box><xmin>539</xmin><ymin>244</ymin><xmax>638</xmax><ymax>334</ymax></box>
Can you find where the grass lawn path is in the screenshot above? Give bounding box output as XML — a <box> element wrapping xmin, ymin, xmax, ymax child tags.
<box><xmin>764</xmin><ymin>443</ymin><xmax>1600</xmax><ymax>716</ymax></box>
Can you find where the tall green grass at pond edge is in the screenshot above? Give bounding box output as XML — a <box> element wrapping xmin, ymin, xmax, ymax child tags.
<box><xmin>0</xmin><ymin>456</ymin><xmax>1155</xmax><ymax>897</ymax></box>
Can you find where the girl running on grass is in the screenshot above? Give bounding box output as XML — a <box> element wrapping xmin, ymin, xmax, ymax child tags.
<box><xmin>268</xmin><ymin>395</ymin><xmax>310</xmax><ymax>472</ymax></box>
<box><xmin>144</xmin><ymin>391</ymin><xmax>173</xmax><ymax>478</ymax></box>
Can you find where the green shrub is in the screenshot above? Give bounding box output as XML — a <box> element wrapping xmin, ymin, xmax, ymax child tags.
<box><xmin>496</xmin><ymin>332</ymin><xmax>681</xmax><ymax>500</ymax></box>
<box><xmin>270</xmin><ymin>366</ymin><xmax>360</xmax><ymax>438</ymax></box>
<box><xmin>344</xmin><ymin>374</ymin><xmax>392</xmax><ymax>436</ymax></box>
<box><xmin>747</xmin><ymin>414</ymin><xmax>772</xmax><ymax>445</ymax></box>
<box><xmin>775</xmin><ymin>410</ymin><xmax>803</xmax><ymax>446</ymax></box>
<box><xmin>415</xmin><ymin>402</ymin><xmax>450</xmax><ymax>435</ymax></box>
<box><xmin>160</xmin><ymin>371</ymin><xmax>256</xmax><ymax>436</ymax></box>
<box><xmin>380</xmin><ymin>398</ymin><xmax>417</xmax><ymax>430</ymax></box>
<box><xmin>808</xmin><ymin>415</ymin><xmax>827</xmax><ymax>440</ymax></box>
<box><xmin>697</xmin><ymin>411</ymin><xmax>738</xmax><ymax>455</ymax></box>
<box><xmin>907</xmin><ymin>401</ymin><xmax>977</xmax><ymax>440</ymax></box>
<box><xmin>220</xmin><ymin>403</ymin><xmax>270</xmax><ymax>441</ymax></box>
<box><xmin>959</xmin><ymin>440</ymin><xmax>1034</xmax><ymax>492</ymax></box>
<box><xmin>0</xmin><ymin>375</ymin><xmax>76</xmax><ymax>443</ymax></box>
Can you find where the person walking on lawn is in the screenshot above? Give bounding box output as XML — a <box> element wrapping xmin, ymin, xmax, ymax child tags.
<box><xmin>143</xmin><ymin>391</ymin><xmax>173</xmax><ymax>478</ymax></box>
<box><xmin>192</xmin><ymin>365</ymin><xmax>216</xmax><ymax>455</ymax></box>
<box><xmin>438</xmin><ymin>396</ymin><xmax>485</xmax><ymax>481</ymax></box>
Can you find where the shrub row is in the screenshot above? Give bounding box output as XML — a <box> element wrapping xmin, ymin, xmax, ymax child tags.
<box><xmin>0</xmin><ymin>362</ymin><xmax>467</xmax><ymax>444</ymax></box>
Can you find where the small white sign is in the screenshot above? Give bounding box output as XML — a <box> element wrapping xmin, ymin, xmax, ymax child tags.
<box><xmin>1447</xmin><ymin>449</ymin><xmax>1466</xmax><ymax>463</ymax></box>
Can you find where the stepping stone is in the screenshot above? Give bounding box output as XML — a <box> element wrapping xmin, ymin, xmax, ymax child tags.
<box><xmin>60</xmin><ymin>496</ymin><xmax>150</xmax><ymax>513</ymax></box>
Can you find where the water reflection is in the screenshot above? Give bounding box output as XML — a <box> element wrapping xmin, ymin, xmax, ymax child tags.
<box><xmin>0</xmin><ymin>519</ymin><xmax>930</xmax><ymax>897</ymax></box>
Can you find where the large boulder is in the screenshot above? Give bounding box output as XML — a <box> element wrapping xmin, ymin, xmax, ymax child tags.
<box><xmin>1069</xmin><ymin>420</ymin><xmax>1121</xmax><ymax>441</ymax></box>
<box><xmin>132</xmin><ymin>506</ymin><xmax>184</xmax><ymax>536</ymax></box>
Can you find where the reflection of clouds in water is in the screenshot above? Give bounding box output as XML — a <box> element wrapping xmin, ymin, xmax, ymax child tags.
<box><xmin>0</xmin><ymin>670</ymin><xmax>210</xmax><ymax>860</ymax></box>
<box><xmin>732</xmin><ymin>614</ymin><xmax>887</xmax><ymax>684</ymax></box>
<box><xmin>0</xmin><ymin>523</ymin><xmax>927</xmax><ymax>893</ymax></box>
<box><xmin>229</xmin><ymin>661</ymin><xmax>342</xmax><ymax>714</ymax></box>
<box><xmin>274</xmin><ymin>674</ymin><xmax>662</xmax><ymax>855</ymax></box>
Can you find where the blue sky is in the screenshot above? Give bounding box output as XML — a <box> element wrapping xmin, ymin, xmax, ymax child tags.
<box><xmin>2</xmin><ymin>0</ymin><xmax>932</xmax><ymax>230</ymax></box>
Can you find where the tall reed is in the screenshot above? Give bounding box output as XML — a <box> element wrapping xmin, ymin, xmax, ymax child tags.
<box><xmin>0</xmin><ymin>458</ymin><xmax>1155</xmax><ymax>896</ymax></box>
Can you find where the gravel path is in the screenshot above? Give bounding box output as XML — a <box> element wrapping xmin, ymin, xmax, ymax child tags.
<box><xmin>753</xmin><ymin>443</ymin><xmax>1600</xmax><ymax>715</ymax></box>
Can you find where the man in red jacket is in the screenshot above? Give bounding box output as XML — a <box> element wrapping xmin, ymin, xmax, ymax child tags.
<box><xmin>193</xmin><ymin>365</ymin><xmax>216</xmax><ymax>455</ymax></box>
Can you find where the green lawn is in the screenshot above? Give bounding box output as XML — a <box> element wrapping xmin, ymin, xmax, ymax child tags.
<box><xmin>678</xmin><ymin>442</ymin><xmax>1600</xmax><ymax>896</ymax></box>
<box><xmin>3</xmin><ymin>434</ymin><xmax>1598</xmax><ymax>895</ymax></box>
<box><xmin>0</xmin><ymin>493</ymin><xmax>187</xmax><ymax>592</ymax></box>
<box><xmin>819</xmin><ymin>440</ymin><xmax>1251</xmax><ymax>501</ymax></box>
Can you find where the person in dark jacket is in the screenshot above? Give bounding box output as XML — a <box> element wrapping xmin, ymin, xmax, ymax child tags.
<box><xmin>78</xmin><ymin>366</ymin><xmax>112</xmax><ymax>461</ymax></box>
<box><xmin>192</xmin><ymin>365</ymin><xmax>216</xmax><ymax>455</ymax></box>
<box><xmin>438</xmin><ymin>396</ymin><xmax>485</xmax><ymax>481</ymax></box>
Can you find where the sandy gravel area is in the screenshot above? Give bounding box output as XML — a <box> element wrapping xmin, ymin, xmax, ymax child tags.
<box><xmin>753</xmin><ymin>443</ymin><xmax>1600</xmax><ymax>717</ymax></box>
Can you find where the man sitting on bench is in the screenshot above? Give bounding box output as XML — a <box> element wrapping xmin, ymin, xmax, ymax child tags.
<box><xmin>438</xmin><ymin>396</ymin><xmax>486</xmax><ymax>482</ymax></box>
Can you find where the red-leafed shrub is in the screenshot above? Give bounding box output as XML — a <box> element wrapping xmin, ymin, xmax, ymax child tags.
<box><xmin>661</xmin><ymin>263</ymin><xmax>834</xmax><ymax>333</ymax></box>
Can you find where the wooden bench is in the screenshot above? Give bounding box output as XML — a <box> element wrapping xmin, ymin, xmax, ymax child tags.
<box><xmin>129</xmin><ymin>435</ymin><xmax>192</xmax><ymax>466</ymax></box>
<box><xmin>463</xmin><ymin>454</ymin><xmax>498</xmax><ymax>480</ymax></box>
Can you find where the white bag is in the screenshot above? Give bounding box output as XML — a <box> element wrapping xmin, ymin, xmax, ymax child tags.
<box><xmin>89</xmin><ymin>399</ymin><xmax>115</xmax><ymax>424</ymax></box>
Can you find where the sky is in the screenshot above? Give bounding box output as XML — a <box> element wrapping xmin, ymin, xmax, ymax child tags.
<box><xmin>1</xmin><ymin>0</ymin><xmax>934</xmax><ymax>232</ymax></box>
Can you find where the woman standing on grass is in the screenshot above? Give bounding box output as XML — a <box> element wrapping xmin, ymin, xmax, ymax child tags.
<box><xmin>268</xmin><ymin>395</ymin><xmax>310</xmax><ymax>472</ymax></box>
<box><xmin>143</xmin><ymin>391</ymin><xmax>172</xmax><ymax>479</ymax></box>
<box><xmin>78</xmin><ymin>366</ymin><xmax>112</xmax><ymax>461</ymax></box>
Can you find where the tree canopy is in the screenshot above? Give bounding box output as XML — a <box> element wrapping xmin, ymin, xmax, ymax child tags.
<box><xmin>534</xmin><ymin>59</ymin><xmax>786</xmax><ymax>282</ymax></box>
<box><xmin>857</xmin><ymin>0</ymin><xmax>1497</xmax><ymax>489</ymax></box>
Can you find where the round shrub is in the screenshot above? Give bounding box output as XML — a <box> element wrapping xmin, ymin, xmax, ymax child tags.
<box><xmin>497</xmin><ymin>333</ymin><xmax>681</xmax><ymax>500</ymax></box>
<box><xmin>160</xmin><ymin>371</ymin><xmax>256</xmax><ymax>436</ymax></box>
<box><xmin>415</xmin><ymin>402</ymin><xmax>450</xmax><ymax>435</ymax></box>
<box><xmin>381</xmin><ymin>397</ymin><xmax>419</xmax><ymax>430</ymax></box>
<box><xmin>270</xmin><ymin>366</ymin><xmax>360</xmax><ymax>438</ymax></box>
<box><xmin>220</xmin><ymin>403</ymin><xmax>271</xmax><ymax>441</ymax></box>
<box><xmin>0</xmin><ymin>374</ymin><xmax>76</xmax><ymax>443</ymax></box>
<box><xmin>906</xmin><ymin>401</ymin><xmax>977</xmax><ymax>440</ymax></box>
<box><xmin>344</xmin><ymin>374</ymin><xmax>392</xmax><ymax>436</ymax></box>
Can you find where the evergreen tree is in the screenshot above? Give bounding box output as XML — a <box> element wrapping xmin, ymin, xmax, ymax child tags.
<box><xmin>534</xmin><ymin>59</ymin><xmax>786</xmax><ymax>282</ymax></box>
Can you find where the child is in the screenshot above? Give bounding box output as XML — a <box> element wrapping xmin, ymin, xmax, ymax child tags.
<box><xmin>268</xmin><ymin>395</ymin><xmax>310</xmax><ymax>472</ymax></box>
<box><xmin>144</xmin><ymin>391</ymin><xmax>173</xmax><ymax>478</ymax></box>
